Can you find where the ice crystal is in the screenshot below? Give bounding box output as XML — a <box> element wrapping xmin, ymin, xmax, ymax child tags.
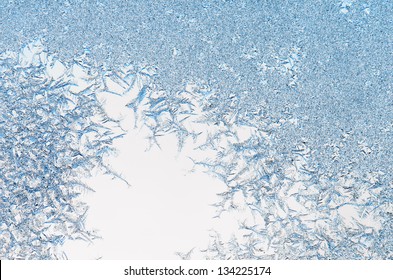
<box><xmin>258</xmin><ymin>47</ymin><xmax>303</xmax><ymax>89</ymax></box>
<box><xmin>2</xmin><ymin>32</ymin><xmax>391</xmax><ymax>259</ymax></box>
<box><xmin>0</xmin><ymin>41</ymin><xmax>123</xmax><ymax>259</ymax></box>
<box><xmin>114</xmin><ymin>63</ymin><xmax>392</xmax><ymax>260</ymax></box>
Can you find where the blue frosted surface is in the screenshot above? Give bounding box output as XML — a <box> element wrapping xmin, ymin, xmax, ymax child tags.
<box><xmin>0</xmin><ymin>0</ymin><xmax>392</xmax><ymax>259</ymax></box>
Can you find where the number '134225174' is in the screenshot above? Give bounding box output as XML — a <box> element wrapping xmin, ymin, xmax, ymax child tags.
<box><xmin>218</xmin><ymin>266</ymin><xmax>271</xmax><ymax>276</ymax></box>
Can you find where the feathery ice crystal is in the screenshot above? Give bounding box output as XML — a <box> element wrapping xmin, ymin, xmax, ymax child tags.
<box><xmin>1</xmin><ymin>39</ymin><xmax>391</xmax><ymax>260</ymax></box>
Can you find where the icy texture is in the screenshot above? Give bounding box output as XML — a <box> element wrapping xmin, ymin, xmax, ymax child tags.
<box><xmin>1</xmin><ymin>39</ymin><xmax>391</xmax><ymax>259</ymax></box>
<box><xmin>99</xmin><ymin>66</ymin><xmax>392</xmax><ymax>259</ymax></box>
<box><xmin>2</xmin><ymin>1</ymin><xmax>392</xmax><ymax>175</ymax></box>
<box><xmin>1</xmin><ymin>0</ymin><xmax>392</xmax><ymax>260</ymax></box>
<box><xmin>0</xmin><ymin>41</ymin><xmax>124</xmax><ymax>259</ymax></box>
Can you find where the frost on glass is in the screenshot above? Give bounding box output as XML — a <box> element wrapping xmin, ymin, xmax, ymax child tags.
<box><xmin>258</xmin><ymin>47</ymin><xmax>303</xmax><ymax>89</ymax></box>
<box><xmin>339</xmin><ymin>0</ymin><xmax>371</xmax><ymax>15</ymax></box>
<box><xmin>0</xmin><ymin>41</ymin><xmax>125</xmax><ymax>259</ymax></box>
<box><xmin>1</xmin><ymin>38</ymin><xmax>391</xmax><ymax>260</ymax></box>
<box><xmin>115</xmin><ymin>64</ymin><xmax>392</xmax><ymax>260</ymax></box>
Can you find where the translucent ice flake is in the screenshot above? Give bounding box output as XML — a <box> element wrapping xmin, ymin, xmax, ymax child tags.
<box><xmin>339</xmin><ymin>0</ymin><xmax>372</xmax><ymax>17</ymax></box>
<box><xmin>340</xmin><ymin>0</ymin><xmax>354</xmax><ymax>14</ymax></box>
<box><xmin>0</xmin><ymin>42</ymin><xmax>124</xmax><ymax>259</ymax></box>
<box><xmin>258</xmin><ymin>47</ymin><xmax>303</xmax><ymax>89</ymax></box>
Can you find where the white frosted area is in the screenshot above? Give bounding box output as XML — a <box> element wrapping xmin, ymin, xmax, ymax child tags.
<box><xmin>63</xmin><ymin>125</ymin><xmax>250</xmax><ymax>259</ymax></box>
<box><xmin>62</xmin><ymin>85</ymin><xmax>251</xmax><ymax>259</ymax></box>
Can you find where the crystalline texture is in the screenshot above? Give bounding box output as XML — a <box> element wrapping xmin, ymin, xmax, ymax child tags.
<box><xmin>114</xmin><ymin>64</ymin><xmax>392</xmax><ymax>260</ymax></box>
<box><xmin>1</xmin><ymin>33</ymin><xmax>392</xmax><ymax>259</ymax></box>
<box><xmin>0</xmin><ymin>41</ymin><xmax>123</xmax><ymax>259</ymax></box>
